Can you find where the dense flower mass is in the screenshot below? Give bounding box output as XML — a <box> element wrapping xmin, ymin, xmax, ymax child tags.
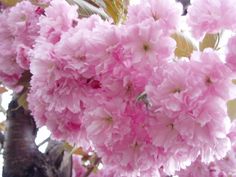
<box><xmin>146</xmin><ymin>50</ymin><xmax>236</xmax><ymax>174</ymax></box>
<box><xmin>177</xmin><ymin>120</ymin><xmax>236</xmax><ymax>177</ymax></box>
<box><xmin>0</xmin><ymin>1</ymin><xmax>46</xmax><ymax>91</ymax></box>
<box><xmin>1</xmin><ymin>0</ymin><xmax>236</xmax><ymax>176</ymax></box>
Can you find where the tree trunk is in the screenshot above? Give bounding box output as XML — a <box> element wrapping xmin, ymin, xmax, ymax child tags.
<box><xmin>3</xmin><ymin>98</ymin><xmax>71</xmax><ymax>177</ymax></box>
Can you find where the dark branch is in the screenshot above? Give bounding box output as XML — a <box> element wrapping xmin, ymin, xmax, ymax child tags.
<box><xmin>176</xmin><ymin>0</ymin><xmax>190</xmax><ymax>15</ymax></box>
<box><xmin>3</xmin><ymin>99</ymin><xmax>60</xmax><ymax>177</ymax></box>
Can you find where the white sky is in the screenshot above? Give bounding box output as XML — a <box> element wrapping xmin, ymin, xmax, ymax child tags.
<box><xmin>130</xmin><ymin>0</ymin><xmax>140</xmax><ymax>5</ymax></box>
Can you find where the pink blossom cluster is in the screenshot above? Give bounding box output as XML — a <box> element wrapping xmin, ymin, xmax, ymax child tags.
<box><xmin>28</xmin><ymin>0</ymin><xmax>181</xmax><ymax>175</ymax></box>
<box><xmin>0</xmin><ymin>0</ymin><xmax>47</xmax><ymax>91</ymax></box>
<box><xmin>146</xmin><ymin>50</ymin><xmax>236</xmax><ymax>174</ymax></box>
<box><xmin>28</xmin><ymin>0</ymin><xmax>86</xmax><ymax>144</ymax></box>
<box><xmin>187</xmin><ymin>0</ymin><xmax>236</xmax><ymax>38</ymax></box>
<box><xmin>1</xmin><ymin>0</ymin><xmax>236</xmax><ymax>176</ymax></box>
<box><xmin>177</xmin><ymin>120</ymin><xmax>236</xmax><ymax>177</ymax></box>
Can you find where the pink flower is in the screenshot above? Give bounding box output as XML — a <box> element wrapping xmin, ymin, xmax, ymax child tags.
<box><xmin>16</xmin><ymin>45</ymin><xmax>31</xmax><ymax>70</ymax></box>
<box><xmin>0</xmin><ymin>12</ymin><xmax>23</xmax><ymax>88</ymax></box>
<box><xmin>123</xmin><ymin>19</ymin><xmax>176</xmax><ymax>66</ymax></box>
<box><xmin>28</xmin><ymin>74</ymin><xmax>97</xmax><ymax>144</ymax></box>
<box><xmin>37</xmin><ymin>0</ymin><xmax>78</xmax><ymax>45</ymax></box>
<box><xmin>0</xmin><ymin>1</ymin><xmax>41</xmax><ymax>90</ymax></box>
<box><xmin>147</xmin><ymin>114</ymin><xmax>198</xmax><ymax>175</ymax></box>
<box><xmin>81</xmin><ymin>86</ymin><xmax>160</xmax><ymax>176</ymax></box>
<box><xmin>145</xmin><ymin>51</ymin><xmax>233</xmax><ymax>174</ymax></box>
<box><xmin>176</xmin><ymin>157</ymin><xmax>222</xmax><ymax>177</ymax></box>
<box><xmin>190</xmin><ymin>51</ymin><xmax>235</xmax><ymax>100</ymax></box>
<box><xmin>53</xmin><ymin>15</ymin><xmax>119</xmax><ymax>78</ymax></box>
<box><xmin>83</xmin><ymin>101</ymin><xmax>130</xmax><ymax>147</ymax></box>
<box><xmin>226</xmin><ymin>35</ymin><xmax>236</xmax><ymax>72</ymax></box>
<box><xmin>187</xmin><ymin>0</ymin><xmax>236</xmax><ymax>38</ymax></box>
<box><xmin>177</xmin><ymin>122</ymin><xmax>236</xmax><ymax>177</ymax></box>
<box><xmin>126</xmin><ymin>0</ymin><xmax>182</xmax><ymax>35</ymax></box>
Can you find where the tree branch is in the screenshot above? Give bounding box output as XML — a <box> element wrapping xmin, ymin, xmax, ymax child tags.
<box><xmin>3</xmin><ymin>98</ymin><xmax>60</xmax><ymax>177</ymax></box>
<box><xmin>176</xmin><ymin>0</ymin><xmax>190</xmax><ymax>15</ymax></box>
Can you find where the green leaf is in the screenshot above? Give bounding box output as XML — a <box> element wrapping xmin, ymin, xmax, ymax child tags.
<box><xmin>227</xmin><ymin>99</ymin><xmax>236</xmax><ymax>120</ymax></box>
<box><xmin>17</xmin><ymin>90</ymin><xmax>28</xmax><ymax>110</ymax></box>
<box><xmin>0</xmin><ymin>0</ymin><xmax>20</xmax><ymax>6</ymax></box>
<box><xmin>199</xmin><ymin>33</ymin><xmax>220</xmax><ymax>51</ymax></box>
<box><xmin>64</xmin><ymin>143</ymin><xmax>87</xmax><ymax>156</ymax></box>
<box><xmin>0</xmin><ymin>121</ymin><xmax>5</xmax><ymax>131</ymax></box>
<box><xmin>103</xmin><ymin>0</ymin><xmax>128</xmax><ymax>24</ymax></box>
<box><xmin>67</xmin><ymin>0</ymin><xmax>109</xmax><ymax>19</ymax></box>
<box><xmin>171</xmin><ymin>32</ymin><xmax>197</xmax><ymax>58</ymax></box>
<box><xmin>232</xmin><ymin>79</ymin><xmax>236</xmax><ymax>85</ymax></box>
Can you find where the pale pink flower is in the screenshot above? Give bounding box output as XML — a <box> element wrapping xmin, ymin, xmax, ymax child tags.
<box><xmin>53</xmin><ymin>16</ymin><xmax>119</xmax><ymax>78</ymax></box>
<box><xmin>177</xmin><ymin>122</ymin><xmax>236</xmax><ymax>177</ymax></box>
<box><xmin>226</xmin><ymin>35</ymin><xmax>236</xmax><ymax>72</ymax></box>
<box><xmin>123</xmin><ymin>19</ymin><xmax>176</xmax><ymax>66</ymax></box>
<box><xmin>126</xmin><ymin>0</ymin><xmax>182</xmax><ymax>34</ymax></box>
<box><xmin>0</xmin><ymin>13</ymin><xmax>23</xmax><ymax>89</ymax></box>
<box><xmin>28</xmin><ymin>74</ymin><xmax>99</xmax><ymax>144</ymax></box>
<box><xmin>38</xmin><ymin>0</ymin><xmax>78</xmax><ymax>45</ymax></box>
<box><xmin>190</xmin><ymin>51</ymin><xmax>235</xmax><ymax>100</ymax></box>
<box><xmin>83</xmin><ymin>94</ymin><xmax>159</xmax><ymax>176</ymax></box>
<box><xmin>29</xmin><ymin>2</ymin><xmax>110</xmax><ymax>144</ymax></box>
<box><xmin>0</xmin><ymin>1</ymin><xmax>41</xmax><ymax>90</ymax></box>
<box><xmin>146</xmin><ymin>51</ymin><xmax>233</xmax><ymax>174</ymax></box>
<box><xmin>187</xmin><ymin>0</ymin><xmax>236</xmax><ymax>38</ymax></box>
<box><xmin>148</xmin><ymin>114</ymin><xmax>198</xmax><ymax>175</ymax></box>
<box><xmin>176</xmin><ymin>158</ymin><xmax>222</xmax><ymax>177</ymax></box>
<box><xmin>83</xmin><ymin>99</ymin><xmax>129</xmax><ymax>144</ymax></box>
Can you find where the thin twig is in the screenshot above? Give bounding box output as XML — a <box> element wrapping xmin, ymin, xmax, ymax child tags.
<box><xmin>37</xmin><ymin>137</ymin><xmax>50</xmax><ymax>148</ymax></box>
<box><xmin>83</xmin><ymin>156</ymin><xmax>101</xmax><ymax>177</ymax></box>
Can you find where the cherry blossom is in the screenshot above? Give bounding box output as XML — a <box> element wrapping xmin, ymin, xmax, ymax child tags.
<box><xmin>187</xmin><ymin>0</ymin><xmax>236</xmax><ymax>38</ymax></box>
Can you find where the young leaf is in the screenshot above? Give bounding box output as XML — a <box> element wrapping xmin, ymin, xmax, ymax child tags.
<box><xmin>199</xmin><ymin>33</ymin><xmax>220</xmax><ymax>51</ymax></box>
<box><xmin>0</xmin><ymin>0</ymin><xmax>20</xmax><ymax>6</ymax></box>
<box><xmin>227</xmin><ymin>99</ymin><xmax>236</xmax><ymax>120</ymax></box>
<box><xmin>17</xmin><ymin>90</ymin><xmax>28</xmax><ymax>110</ymax></box>
<box><xmin>0</xmin><ymin>87</ymin><xmax>7</xmax><ymax>94</ymax></box>
<box><xmin>171</xmin><ymin>32</ymin><xmax>197</xmax><ymax>58</ymax></box>
<box><xmin>233</xmin><ymin>79</ymin><xmax>236</xmax><ymax>85</ymax></box>
<box><xmin>64</xmin><ymin>142</ymin><xmax>87</xmax><ymax>156</ymax></box>
<box><xmin>68</xmin><ymin>0</ymin><xmax>108</xmax><ymax>19</ymax></box>
<box><xmin>0</xmin><ymin>121</ymin><xmax>5</xmax><ymax>131</ymax></box>
<box><xmin>103</xmin><ymin>0</ymin><xmax>128</xmax><ymax>24</ymax></box>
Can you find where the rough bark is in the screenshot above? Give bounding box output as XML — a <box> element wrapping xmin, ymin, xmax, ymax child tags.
<box><xmin>2</xmin><ymin>98</ymin><xmax>72</xmax><ymax>177</ymax></box>
<box><xmin>45</xmin><ymin>140</ymin><xmax>72</xmax><ymax>177</ymax></box>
